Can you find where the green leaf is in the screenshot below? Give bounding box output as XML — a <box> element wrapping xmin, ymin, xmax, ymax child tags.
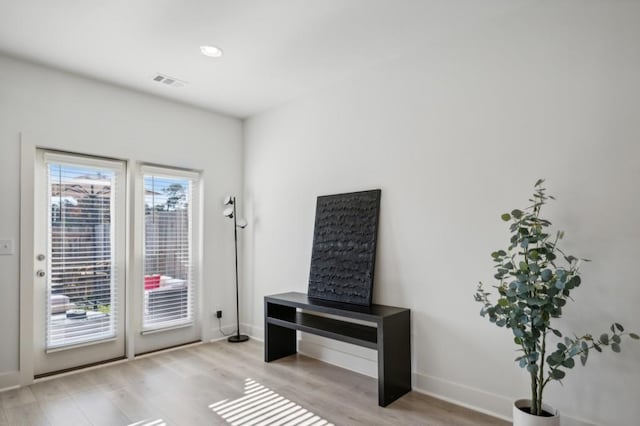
<box><xmin>562</xmin><ymin>358</ymin><xmax>575</xmax><ymax>368</ymax></box>
<box><xmin>550</xmin><ymin>369</ymin><xmax>565</xmax><ymax>380</ymax></box>
<box><xmin>615</xmin><ymin>323</ymin><xmax>624</xmax><ymax>332</ymax></box>
<box><xmin>541</xmin><ymin>269</ymin><xmax>552</xmax><ymax>282</ymax></box>
<box><xmin>593</xmin><ymin>343</ymin><xmax>602</xmax><ymax>352</ymax></box>
<box><xmin>600</xmin><ymin>334</ymin><xmax>609</xmax><ymax>345</ymax></box>
<box><xmin>501</xmin><ymin>213</ymin><xmax>511</xmax><ymax>221</ymax></box>
<box><xmin>629</xmin><ymin>333</ymin><xmax>639</xmax><ymax>340</ymax></box>
<box><xmin>566</xmin><ymin>276</ymin><xmax>580</xmax><ymax>289</ymax></box>
<box><xmin>519</xmin><ymin>262</ymin><xmax>529</xmax><ymax>272</ymax></box>
<box><xmin>550</xmin><ymin>351</ymin><xmax>564</xmax><ymax>364</ymax></box>
<box><xmin>511</xmin><ymin>209</ymin><xmax>523</xmax><ymax>219</ymax></box>
<box><xmin>535</xmin><ymin>179</ymin><xmax>545</xmax><ymax>187</ymax></box>
<box><xmin>612</xmin><ymin>335</ymin><xmax>621</xmax><ymax>344</ymax></box>
<box><xmin>612</xmin><ymin>343</ymin><xmax>621</xmax><ymax>353</ymax></box>
<box><xmin>568</xmin><ymin>346</ymin><xmax>580</xmax><ymax>357</ymax></box>
<box><xmin>553</xmin><ymin>297</ymin><xmax>566</xmax><ymax>307</ymax></box>
<box><xmin>556</xmin><ymin>269</ymin><xmax>567</xmax><ymax>282</ymax></box>
<box><xmin>498</xmin><ymin>298</ymin><xmax>509</xmax><ymax>307</ymax></box>
<box><xmin>527</xmin><ymin>364</ymin><xmax>538</xmax><ymax>374</ymax></box>
<box><xmin>580</xmin><ymin>355</ymin><xmax>587</xmax><ymax>366</ymax></box>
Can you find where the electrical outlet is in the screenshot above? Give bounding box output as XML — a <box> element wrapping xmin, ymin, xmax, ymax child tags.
<box><xmin>0</xmin><ymin>239</ymin><xmax>14</xmax><ymax>255</ymax></box>
<box><xmin>216</xmin><ymin>310</ymin><xmax>222</xmax><ymax>319</ymax></box>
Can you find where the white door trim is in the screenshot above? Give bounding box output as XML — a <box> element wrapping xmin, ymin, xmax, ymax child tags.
<box><xmin>132</xmin><ymin>163</ymin><xmax>205</xmax><ymax>354</ymax></box>
<box><xmin>18</xmin><ymin>137</ymin><xmax>208</xmax><ymax>384</ymax></box>
<box><xmin>19</xmin><ymin>133</ymin><xmax>35</xmax><ymax>386</ymax></box>
<box><xmin>19</xmin><ymin>138</ymin><xmax>133</xmax><ymax>384</ymax></box>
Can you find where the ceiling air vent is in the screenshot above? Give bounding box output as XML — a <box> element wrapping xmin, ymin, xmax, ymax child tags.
<box><xmin>152</xmin><ymin>73</ymin><xmax>188</xmax><ymax>88</ymax></box>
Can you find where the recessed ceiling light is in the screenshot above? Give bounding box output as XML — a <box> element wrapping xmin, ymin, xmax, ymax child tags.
<box><xmin>200</xmin><ymin>45</ymin><xmax>223</xmax><ymax>58</ymax></box>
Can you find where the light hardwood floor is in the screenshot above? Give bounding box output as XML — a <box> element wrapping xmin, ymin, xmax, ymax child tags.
<box><xmin>0</xmin><ymin>340</ymin><xmax>508</xmax><ymax>426</ymax></box>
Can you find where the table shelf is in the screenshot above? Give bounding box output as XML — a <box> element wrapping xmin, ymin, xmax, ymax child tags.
<box><xmin>264</xmin><ymin>291</ymin><xmax>411</xmax><ymax>407</ymax></box>
<box><xmin>267</xmin><ymin>312</ymin><xmax>378</xmax><ymax>349</ymax></box>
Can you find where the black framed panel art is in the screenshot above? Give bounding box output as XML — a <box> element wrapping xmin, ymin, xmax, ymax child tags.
<box><xmin>308</xmin><ymin>189</ymin><xmax>381</xmax><ymax>306</ymax></box>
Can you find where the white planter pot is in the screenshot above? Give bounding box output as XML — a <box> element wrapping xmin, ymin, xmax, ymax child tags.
<box><xmin>513</xmin><ymin>399</ymin><xmax>560</xmax><ymax>426</ymax></box>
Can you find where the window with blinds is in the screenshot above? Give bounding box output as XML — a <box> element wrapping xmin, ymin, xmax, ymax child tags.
<box><xmin>142</xmin><ymin>170</ymin><xmax>197</xmax><ymax>331</ymax></box>
<box><xmin>46</xmin><ymin>160</ymin><xmax>121</xmax><ymax>349</ymax></box>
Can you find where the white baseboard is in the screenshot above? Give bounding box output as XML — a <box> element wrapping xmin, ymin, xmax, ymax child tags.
<box><xmin>412</xmin><ymin>374</ymin><xmax>594</xmax><ymax>426</ymax></box>
<box><xmin>209</xmin><ymin>322</ymin><xmax>264</xmax><ymax>343</ymax></box>
<box><xmin>209</xmin><ymin>323</ymin><xmax>240</xmax><ymax>341</ymax></box>
<box><xmin>298</xmin><ymin>335</ymin><xmax>378</xmax><ymax>378</ymax></box>
<box><xmin>244</xmin><ymin>323</ymin><xmax>264</xmax><ymax>342</ymax></box>
<box><xmin>0</xmin><ymin>371</ymin><xmax>20</xmax><ymax>391</ymax></box>
<box><xmin>412</xmin><ymin>371</ymin><xmax>512</xmax><ymax>421</ymax></box>
<box><xmin>251</xmin><ymin>325</ymin><xmax>594</xmax><ymax>426</ymax></box>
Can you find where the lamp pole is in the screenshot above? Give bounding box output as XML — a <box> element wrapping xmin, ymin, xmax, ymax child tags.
<box><xmin>228</xmin><ymin>196</ymin><xmax>248</xmax><ymax>343</ymax></box>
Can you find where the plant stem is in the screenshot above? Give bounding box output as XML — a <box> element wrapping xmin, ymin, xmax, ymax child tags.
<box><xmin>537</xmin><ymin>332</ymin><xmax>546</xmax><ymax>415</ymax></box>
<box><xmin>531</xmin><ymin>370</ymin><xmax>538</xmax><ymax>415</ymax></box>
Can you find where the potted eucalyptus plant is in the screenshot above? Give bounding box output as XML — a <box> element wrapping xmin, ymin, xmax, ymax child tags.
<box><xmin>474</xmin><ymin>180</ymin><xmax>638</xmax><ymax>426</ymax></box>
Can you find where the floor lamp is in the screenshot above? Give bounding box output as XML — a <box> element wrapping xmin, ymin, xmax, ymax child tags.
<box><xmin>223</xmin><ymin>196</ymin><xmax>249</xmax><ymax>343</ymax></box>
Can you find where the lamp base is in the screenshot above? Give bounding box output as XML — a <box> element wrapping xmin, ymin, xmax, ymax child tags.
<box><xmin>228</xmin><ymin>334</ymin><xmax>249</xmax><ymax>343</ymax></box>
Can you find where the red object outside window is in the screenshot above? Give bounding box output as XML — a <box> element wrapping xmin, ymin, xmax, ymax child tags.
<box><xmin>144</xmin><ymin>274</ymin><xmax>161</xmax><ymax>290</ymax></box>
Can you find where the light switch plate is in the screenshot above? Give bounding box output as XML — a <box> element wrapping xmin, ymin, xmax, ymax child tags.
<box><xmin>0</xmin><ymin>239</ymin><xmax>14</xmax><ymax>255</ymax></box>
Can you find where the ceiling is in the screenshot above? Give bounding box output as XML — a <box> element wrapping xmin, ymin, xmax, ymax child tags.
<box><xmin>0</xmin><ymin>1</ymin><xmax>521</xmax><ymax>118</ymax></box>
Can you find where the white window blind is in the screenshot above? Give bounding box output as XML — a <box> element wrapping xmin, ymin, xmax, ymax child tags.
<box><xmin>45</xmin><ymin>154</ymin><xmax>123</xmax><ymax>350</ymax></box>
<box><xmin>142</xmin><ymin>168</ymin><xmax>198</xmax><ymax>331</ymax></box>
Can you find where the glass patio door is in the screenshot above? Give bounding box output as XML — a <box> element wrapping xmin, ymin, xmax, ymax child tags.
<box><xmin>33</xmin><ymin>150</ymin><xmax>126</xmax><ymax>376</ymax></box>
<box><xmin>133</xmin><ymin>165</ymin><xmax>202</xmax><ymax>355</ymax></box>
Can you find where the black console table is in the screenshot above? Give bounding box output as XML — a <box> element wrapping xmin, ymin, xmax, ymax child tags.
<box><xmin>264</xmin><ymin>292</ymin><xmax>411</xmax><ymax>407</ymax></box>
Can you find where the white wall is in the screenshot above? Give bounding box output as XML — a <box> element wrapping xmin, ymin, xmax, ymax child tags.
<box><xmin>244</xmin><ymin>2</ymin><xmax>640</xmax><ymax>425</ymax></box>
<box><xmin>0</xmin><ymin>54</ymin><xmax>243</xmax><ymax>384</ymax></box>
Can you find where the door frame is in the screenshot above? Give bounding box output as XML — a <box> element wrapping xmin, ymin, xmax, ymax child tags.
<box><xmin>19</xmin><ymin>133</ymin><xmax>35</xmax><ymax>386</ymax></box>
<box><xmin>20</xmin><ymin>139</ymin><xmax>132</xmax><ymax>384</ymax></box>
<box><xmin>132</xmin><ymin>163</ymin><xmax>204</xmax><ymax>355</ymax></box>
<box><xmin>19</xmin><ymin>136</ymin><xmax>207</xmax><ymax>385</ymax></box>
<box><xmin>32</xmin><ymin>148</ymin><xmax>128</xmax><ymax>375</ymax></box>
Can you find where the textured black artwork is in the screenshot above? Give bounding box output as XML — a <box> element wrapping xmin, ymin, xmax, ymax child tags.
<box><xmin>308</xmin><ymin>189</ymin><xmax>381</xmax><ymax>306</ymax></box>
